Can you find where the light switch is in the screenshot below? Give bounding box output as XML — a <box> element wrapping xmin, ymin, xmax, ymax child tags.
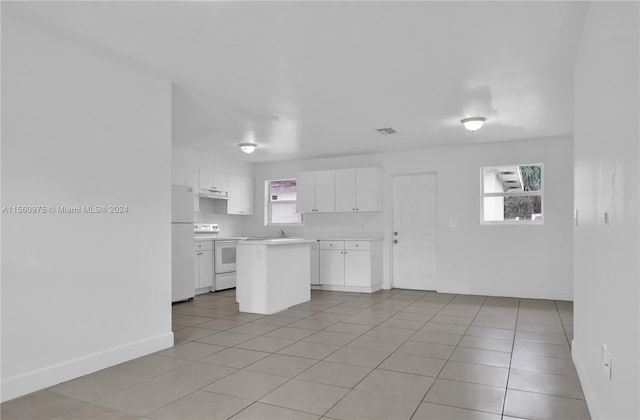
<box><xmin>449</xmin><ymin>218</ymin><xmax>457</xmax><ymax>228</ymax></box>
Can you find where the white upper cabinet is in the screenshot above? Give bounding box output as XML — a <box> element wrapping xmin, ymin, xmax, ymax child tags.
<box><xmin>315</xmin><ymin>170</ymin><xmax>336</xmax><ymax>212</ymax></box>
<box><xmin>354</xmin><ymin>167</ymin><xmax>381</xmax><ymax>212</ymax></box>
<box><xmin>335</xmin><ymin>167</ymin><xmax>381</xmax><ymax>212</ymax></box>
<box><xmin>298</xmin><ymin>167</ymin><xmax>380</xmax><ymax>214</ymax></box>
<box><xmin>296</xmin><ymin>171</ymin><xmax>317</xmax><ymax>213</ymax></box>
<box><xmin>199</xmin><ymin>169</ymin><xmax>228</xmax><ymax>192</ymax></box>
<box><xmin>297</xmin><ymin>170</ymin><xmax>335</xmax><ymax>213</ymax></box>
<box><xmin>172</xmin><ymin>163</ymin><xmax>187</xmax><ymax>186</ymax></box>
<box><xmin>226</xmin><ymin>174</ymin><xmax>254</xmax><ymax>215</ymax></box>
<box><xmin>199</xmin><ymin>169</ymin><xmax>213</xmax><ymax>189</ymax></box>
<box><xmin>226</xmin><ymin>174</ymin><xmax>242</xmax><ymax>214</ymax></box>
<box><xmin>335</xmin><ymin>169</ymin><xmax>356</xmax><ymax>212</ymax></box>
<box><xmin>215</xmin><ymin>171</ymin><xmax>228</xmax><ymax>192</ymax></box>
<box><xmin>240</xmin><ymin>176</ymin><xmax>254</xmax><ymax>215</ymax></box>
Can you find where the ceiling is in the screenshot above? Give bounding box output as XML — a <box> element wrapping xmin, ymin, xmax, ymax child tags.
<box><xmin>4</xmin><ymin>1</ymin><xmax>590</xmax><ymax>162</ymax></box>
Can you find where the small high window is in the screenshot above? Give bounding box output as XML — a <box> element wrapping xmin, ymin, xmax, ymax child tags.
<box><xmin>265</xmin><ymin>179</ymin><xmax>304</xmax><ymax>225</ymax></box>
<box><xmin>481</xmin><ymin>164</ymin><xmax>543</xmax><ymax>223</ymax></box>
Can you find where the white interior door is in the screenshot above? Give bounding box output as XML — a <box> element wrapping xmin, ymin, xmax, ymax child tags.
<box><xmin>392</xmin><ymin>173</ymin><xmax>436</xmax><ymax>290</ymax></box>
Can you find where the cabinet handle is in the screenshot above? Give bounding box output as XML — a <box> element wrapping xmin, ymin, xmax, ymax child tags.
<box><xmin>352</xmin><ymin>208</ymin><xmax>355</xmax><ymax>211</ymax></box>
<box><xmin>394</xmin><ymin>240</ymin><xmax>398</xmax><ymax>244</ymax></box>
<box><xmin>356</xmin><ymin>208</ymin><xmax>359</xmax><ymax>211</ymax></box>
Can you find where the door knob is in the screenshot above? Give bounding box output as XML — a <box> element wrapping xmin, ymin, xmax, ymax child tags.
<box><xmin>393</xmin><ymin>240</ymin><xmax>398</xmax><ymax>244</ymax></box>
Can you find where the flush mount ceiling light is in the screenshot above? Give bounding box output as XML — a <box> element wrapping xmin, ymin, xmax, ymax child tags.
<box><xmin>239</xmin><ymin>143</ymin><xmax>258</xmax><ymax>154</ymax></box>
<box><xmin>461</xmin><ymin>117</ymin><xmax>487</xmax><ymax>132</ymax></box>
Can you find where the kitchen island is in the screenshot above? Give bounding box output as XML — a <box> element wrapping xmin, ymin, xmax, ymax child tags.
<box><xmin>236</xmin><ymin>238</ymin><xmax>315</xmax><ymax>314</ymax></box>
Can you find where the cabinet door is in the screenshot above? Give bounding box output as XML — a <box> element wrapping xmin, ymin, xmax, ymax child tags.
<box><xmin>199</xmin><ymin>250</ymin><xmax>214</xmax><ymax>288</ymax></box>
<box><xmin>172</xmin><ymin>163</ymin><xmax>187</xmax><ymax>185</ymax></box>
<box><xmin>344</xmin><ymin>250</ymin><xmax>371</xmax><ymax>287</ymax></box>
<box><xmin>185</xmin><ymin>166</ymin><xmax>198</xmax><ymax>188</ymax></box>
<box><xmin>213</xmin><ymin>171</ymin><xmax>228</xmax><ymax>192</ymax></box>
<box><xmin>194</xmin><ymin>251</ymin><xmax>201</xmax><ymax>289</ymax></box>
<box><xmin>315</xmin><ymin>170</ymin><xmax>336</xmax><ymax>213</ymax></box>
<box><xmin>355</xmin><ymin>167</ymin><xmax>380</xmax><ymax>212</ymax></box>
<box><xmin>310</xmin><ymin>242</ymin><xmax>320</xmax><ymax>285</ymax></box>
<box><xmin>335</xmin><ymin>169</ymin><xmax>356</xmax><ymax>212</ymax></box>
<box><xmin>199</xmin><ymin>169</ymin><xmax>214</xmax><ymax>190</ymax></box>
<box><xmin>296</xmin><ymin>171</ymin><xmax>316</xmax><ymax>213</ymax></box>
<box><xmin>319</xmin><ymin>249</ymin><xmax>345</xmax><ymax>285</ymax></box>
<box><xmin>241</xmin><ymin>176</ymin><xmax>254</xmax><ymax>215</ymax></box>
<box><xmin>226</xmin><ymin>174</ymin><xmax>242</xmax><ymax>214</ymax></box>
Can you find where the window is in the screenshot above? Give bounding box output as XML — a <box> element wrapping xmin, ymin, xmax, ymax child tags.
<box><xmin>481</xmin><ymin>164</ymin><xmax>543</xmax><ymax>223</ymax></box>
<box><xmin>265</xmin><ymin>179</ymin><xmax>304</xmax><ymax>225</ymax></box>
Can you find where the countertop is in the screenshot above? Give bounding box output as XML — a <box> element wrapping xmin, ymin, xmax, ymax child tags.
<box><xmin>195</xmin><ymin>236</ymin><xmax>384</xmax><ymax>242</ymax></box>
<box><xmin>311</xmin><ymin>237</ymin><xmax>383</xmax><ymax>241</ymax></box>
<box><xmin>240</xmin><ymin>238</ymin><xmax>317</xmax><ymax>245</ymax></box>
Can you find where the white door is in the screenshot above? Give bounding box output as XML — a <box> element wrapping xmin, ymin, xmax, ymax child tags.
<box><xmin>392</xmin><ymin>173</ymin><xmax>437</xmax><ymax>290</ymax></box>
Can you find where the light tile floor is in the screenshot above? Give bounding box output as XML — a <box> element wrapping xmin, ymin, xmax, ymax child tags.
<box><xmin>2</xmin><ymin>289</ymin><xmax>589</xmax><ymax>420</ymax></box>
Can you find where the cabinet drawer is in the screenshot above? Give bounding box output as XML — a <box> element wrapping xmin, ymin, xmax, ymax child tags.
<box><xmin>194</xmin><ymin>241</ymin><xmax>213</xmax><ymax>251</ymax></box>
<box><xmin>320</xmin><ymin>240</ymin><xmax>345</xmax><ymax>250</ymax></box>
<box><xmin>345</xmin><ymin>241</ymin><xmax>371</xmax><ymax>251</ymax></box>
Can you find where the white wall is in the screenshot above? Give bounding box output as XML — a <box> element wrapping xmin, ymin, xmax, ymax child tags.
<box><xmin>172</xmin><ymin>146</ymin><xmax>254</xmax><ymax>237</ymax></box>
<box><xmin>572</xmin><ymin>2</ymin><xmax>639</xmax><ymax>418</ymax></box>
<box><xmin>248</xmin><ymin>136</ymin><xmax>574</xmax><ymax>300</ymax></box>
<box><xmin>1</xmin><ymin>15</ymin><xmax>173</xmax><ymax>401</ymax></box>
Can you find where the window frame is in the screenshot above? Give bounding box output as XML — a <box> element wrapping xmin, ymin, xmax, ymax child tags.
<box><xmin>480</xmin><ymin>163</ymin><xmax>544</xmax><ymax>225</ymax></box>
<box><xmin>264</xmin><ymin>178</ymin><xmax>304</xmax><ymax>226</ymax></box>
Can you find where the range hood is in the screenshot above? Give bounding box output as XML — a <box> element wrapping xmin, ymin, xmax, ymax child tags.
<box><xmin>198</xmin><ymin>189</ymin><xmax>229</xmax><ymax>200</ymax></box>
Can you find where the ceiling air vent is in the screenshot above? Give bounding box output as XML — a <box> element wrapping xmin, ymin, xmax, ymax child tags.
<box><xmin>375</xmin><ymin>127</ymin><xmax>397</xmax><ymax>135</ymax></box>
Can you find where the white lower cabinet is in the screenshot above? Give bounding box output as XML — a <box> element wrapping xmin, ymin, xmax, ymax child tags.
<box><xmin>318</xmin><ymin>239</ymin><xmax>382</xmax><ymax>292</ymax></box>
<box><xmin>194</xmin><ymin>241</ymin><xmax>213</xmax><ymax>293</ymax></box>
<box><xmin>319</xmin><ymin>249</ymin><xmax>345</xmax><ymax>286</ymax></box>
<box><xmin>310</xmin><ymin>241</ymin><xmax>320</xmax><ymax>288</ymax></box>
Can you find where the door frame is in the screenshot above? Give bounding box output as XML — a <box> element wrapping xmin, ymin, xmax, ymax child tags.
<box><xmin>389</xmin><ymin>171</ymin><xmax>438</xmax><ymax>290</ymax></box>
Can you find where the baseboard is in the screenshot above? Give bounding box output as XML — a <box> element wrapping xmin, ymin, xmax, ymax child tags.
<box><xmin>572</xmin><ymin>340</ymin><xmax>601</xmax><ymax>419</ymax></box>
<box><xmin>1</xmin><ymin>332</ymin><xmax>174</xmax><ymax>403</ymax></box>
<box><xmin>320</xmin><ymin>283</ymin><xmax>383</xmax><ymax>293</ymax></box>
<box><xmin>435</xmin><ymin>286</ymin><xmax>573</xmax><ymax>301</ymax></box>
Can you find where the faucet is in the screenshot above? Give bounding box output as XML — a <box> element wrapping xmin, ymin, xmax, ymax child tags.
<box><xmin>273</xmin><ymin>228</ymin><xmax>287</xmax><ymax>237</ymax></box>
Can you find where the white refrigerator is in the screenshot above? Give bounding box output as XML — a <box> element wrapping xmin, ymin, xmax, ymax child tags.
<box><xmin>172</xmin><ymin>185</ymin><xmax>195</xmax><ymax>302</ymax></box>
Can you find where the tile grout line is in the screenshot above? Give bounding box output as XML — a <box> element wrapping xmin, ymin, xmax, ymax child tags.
<box><xmin>500</xmin><ymin>296</ymin><xmax>521</xmax><ymax>418</ymax></box>
<box><xmin>317</xmin><ymin>290</ymin><xmax>437</xmax><ymax>418</ymax></box>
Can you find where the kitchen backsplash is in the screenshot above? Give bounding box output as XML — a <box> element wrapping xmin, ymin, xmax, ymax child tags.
<box><xmin>194</xmin><ymin>199</ymin><xmax>246</xmax><ymax>237</ymax></box>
